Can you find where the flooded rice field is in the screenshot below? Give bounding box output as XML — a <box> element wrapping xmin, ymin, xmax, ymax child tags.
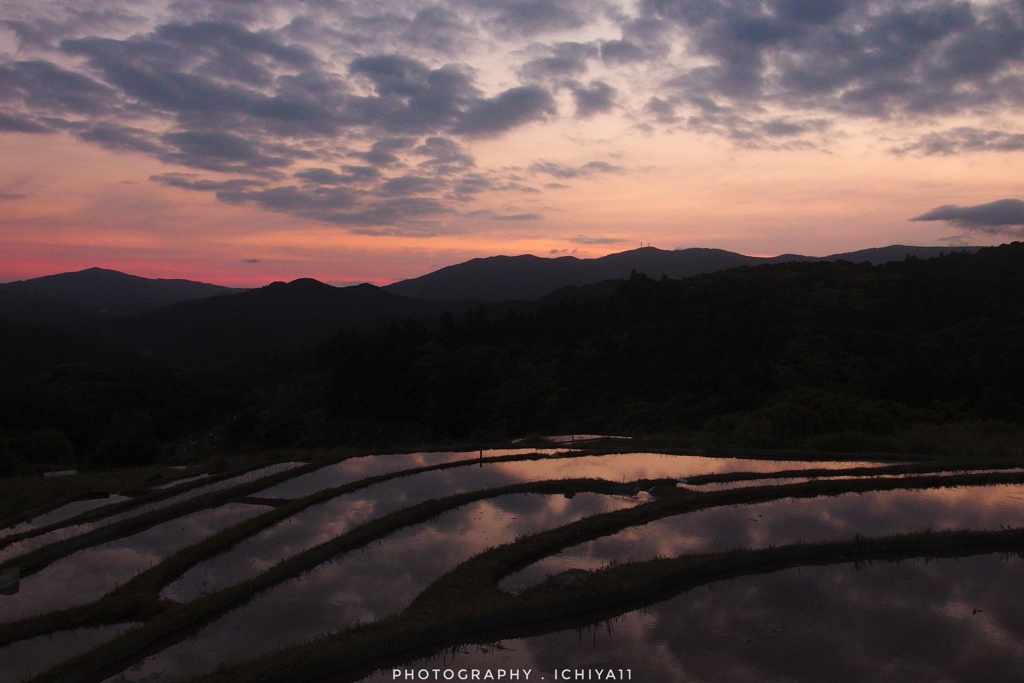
<box><xmin>501</xmin><ymin>483</ymin><xmax>1024</xmax><ymax>592</ymax></box>
<box><xmin>165</xmin><ymin>454</ymin><xmax>882</xmax><ymax>601</ymax></box>
<box><xmin>2</xmin><ymin>447</ymin><xmax>1023</xmax><ymax>683</ymax></box>
<box><xmin>0</xmin><ymin>624</ymin><xmax>141</xmax><ymax>683</ymax></box>
<box><xmin>119</xmin><ymin>493</ymin><xmax>637</xmax><ymax>682</ymax></box>
<box><xmin>257</xmin><ymin>449</ymin><xmax>567</xmax><ymax>499</ymax></box>
<box><xmin>1</xmin><ymin>502</ymin><xmax>269</xmax><ymax>623</ymax></box>
<box><xmin>0</xmin><ymin>495</ymin><xmax>133</xmax><ymax>541</ymax></box>
<box><xmin>372</xmin><ymin>554</ymin><xmax>1024</xmax><ymax>683</ymax></box>
<box><xmin>0</xmin><ymin>462</ymin><xmax>304</xmax><ymax>565</ymax></box>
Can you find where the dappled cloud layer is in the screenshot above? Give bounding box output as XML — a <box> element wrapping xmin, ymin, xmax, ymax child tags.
<box><xmin>2</xmin><ymin>1</ymin><xmax>1024</xmax><ymax>281</ymax></box>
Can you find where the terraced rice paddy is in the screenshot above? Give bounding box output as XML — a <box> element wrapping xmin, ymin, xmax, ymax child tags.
<box><xmin>500</xmin><ymin>483</ymin><xmax>1024</xmax><ymax>592</ymax></box>
<box><xmin>379</xmin><ymin>554</ymin><xmax>1024</xmax><ymax>683</ymax></box>
<box><xmin>2</xmin><ymin>445</ymin><xmax>1024</xmax><ymax>683</ymax></box>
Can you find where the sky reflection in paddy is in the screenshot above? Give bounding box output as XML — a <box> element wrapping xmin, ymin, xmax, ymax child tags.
<box><xmin>255</xmin><ymin>449</ymin><xmax>565</xmax><ymax>500</ymax></box>
<box><xmin>502</xmin><ymin>484</ymin><xmax>1024</xmax><ymax>591</ymax></box>
<box><xmin>0</xmin><ymin>503</ymin><xmax>267</xmax><ymax>623</ymax></box>
<box><xmin>488</xmin><ymin>453</ymin><xmax>881</xmax><ymax>485</ymax></box>
<box><xmin>0</xmin><ymin>495</ymin><xmax>132</xmax><ymax>540</ymax></box>
<box><xmin>366</xmin><ymin>555</ymin><xmax>1024</xmax><ymax>683</ymax></box>
<box><xmin>0</xmin><ymin>624</ymin><xmax>140</xmax><ymax>683</ymax></box>
<box><xmin>115</xmin><ymin>493</ymin><xmax>635</xmax><ymax>683</ymax></box>
<box><xmin>166</xmin><ymin>454</ymin><xmax>882</xmax><ymax>601</ymax></box>
<box><xmin>0</xmin><ymin>462</ymin><xmax>302</xmax><ymax>565</ymax></box>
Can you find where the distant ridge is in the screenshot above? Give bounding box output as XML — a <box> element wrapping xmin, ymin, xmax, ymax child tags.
<box><xmin>104</xmin><ymin>278</ymin><xmax>462</xmax><ymax>366</ymax></box>
<box><xmin>384</xmin><ymin>245</ymin><xmax>978</xmax><ymax>302</ymax></box>
<box><xmin>0</xmin><ymin>267</ymin><xmax>245</xmax><ymax>316</ymax></box>
<box><xmin>0</xmin><ymin>246</ymin><xmax>980</xmax><ymax>369</ymax></box>
<box><xmin>817</xmin><ymin>245</ymin><xmax>966</xmax><ymax>264</ymax></box>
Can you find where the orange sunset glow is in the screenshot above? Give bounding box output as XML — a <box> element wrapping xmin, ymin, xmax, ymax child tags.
<box><xmin>2</xmin><ymin>0</ymin><xmax>1024</xmax><ymax>286</ymax></box>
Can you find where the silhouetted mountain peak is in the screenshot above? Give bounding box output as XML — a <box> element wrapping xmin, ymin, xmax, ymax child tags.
<box><xmin>384</xmin><ymin>245</ymin><xmax>980</xmax><ymax>302</ymax></box>
<box><xmin>263</xmin><ymin>278</ymin><xmax>334</xmax><ymax>293</ymax></box>
<box><xmin>0</xmin><ymin>267</ymin><xmax>245</xmax><ymax>316</ymax></box>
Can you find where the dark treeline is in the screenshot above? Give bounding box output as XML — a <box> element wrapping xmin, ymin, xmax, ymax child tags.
<box><xmin>5</xmin><ymin>243</ymin><xmax>1024</xmax><ymax>473</ymax></box>
<box><xmin>303</xmin><ymin>244</ymin><xmax>1024</xmax><ymax>450</ymax></box>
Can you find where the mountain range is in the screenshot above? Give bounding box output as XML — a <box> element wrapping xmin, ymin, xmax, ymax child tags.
<box><xmin>2</xmin><ymin>245</ymin><xmax>973</xmax><ymax>315</ymax></box>
<box><xmin>0</xmin><ymin>267</ymin><xmax>244</xmax><ymax>316</ymax></box>
<box><xmin>4</xmin><ymin>241</ymin><xmax>1021</xmax><ymax>466</ymax></box>
<box><xmin>382</xmin><ymin>245</ymin><xmax>973</xmax><ymax>301</ymax></box>
<box><xmin>0</xmin><ymin>245</ymin><xmax>978</xmax><ymax>368</ymax></box>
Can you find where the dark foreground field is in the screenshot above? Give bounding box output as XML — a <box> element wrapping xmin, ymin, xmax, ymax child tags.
<box><xmin>4</xmin><ymin>442</ymin><xmax>1024</xmax><ymax>683</ymax></box>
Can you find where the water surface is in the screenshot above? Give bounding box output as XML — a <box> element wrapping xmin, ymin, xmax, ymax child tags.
<box><xmin>0</xmin><ymin>463</ymin><xmax>302</xmax><ymax>564</ymax></box>
<box><xmin>369</xmin><ymin>554</ymin><xmax>1024</xmax><ymax>683</ymax></box>
<box><xmin>0</xmin><ymin>624</ymin><xmax>140</xmax><ymax>683</ymax></box>
<box><xmin>256</xmin><ymin>449</ymin><xmax>567</xmax><ymax>499</ymax></box>
<box><xmin>0</xmin><ymin>495</ymin><xmax>132</xmax><ymax>540</ymax></box>
<box><xmin>114</xmin><ymin>493</ymin><xmax>636</xmax><ymax>682</ymax></box>
<box><xmin>166</xmin><ymin>454</ymin><xmax>887</xmax><ymax>601</ymax></box>
<box><xmin>0</xmin><ymin>502</ymin><xmax>267</xmax><ymax>623</ymax></box>
<box><xmin>501</xmin><ymin>483</ymin><xmax>1024</xmax><ymax>591</ymax></box>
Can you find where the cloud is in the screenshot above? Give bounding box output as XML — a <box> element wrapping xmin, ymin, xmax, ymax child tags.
<box><xmin>349</xmin><ymin>138</ymin><xmax>417</xmax><ymax>167</ymax></box>
<box><xmin>0</xmin><ymin>60</ymin><xmax>116</xmax><ymax>116</ymax></box>
<box><xmin>645</xmin><ymin>0</ymin><xmax>1024</xmax><ymax>121</ymax></box>
<box><xmin>760</xmin><ymin>118</ymin><xmax>824</xmax><ymax>137</ymax></box>
<box><xmin>568</xmin><ymin>234</ymin><xmax>628</xmax><ymax>244</ymax></box>
<box><xmin>154</xmin><ymin>21</ymin><xmax>315</xmax><ymax>83</ymax></box>
<box><xmin>380</xmin><ymin>174</ymin><xmax>447</xmax><ymax>196</ymax></box>
<box><xmin>348</xmin><ymin>56</ymin><xmax>479</xmax><ymax>134</ymax></box>
<box><xmin>599</xmin><ymin>39</ymin><xmax>648</xmax><ymax>65</ymax></box>
<box><xmin>1</xmin><ymin>19</ymin><xmax>67</xmax><ymax>51</ymax></box>
<box><xmin>519</xmin><ymin>42</ymin><xmax>599</xmax><ymax>81</ymax></box>
<box><xmin>7</xmin><ymin>0</ymin><xmax>1019</xmax><ymax>241</ymax></box>
<box><xmin>653</xmin><ymin>90</ymin><xmax>831</xmax><ymax>148</ymax></box>
<box><xmin>1</xmin><ymin>6</ymin><xmax>155</xmax><ymax>50</ymax></box>
<box><xmin>55</xmin><ymin>29</ymin><xmax>349</xmax><ymax>153</ymax></box>
<box><xmin>151</xmin><ymin>169</ymin><xmax>457</xmax><ymax>234</ymax></box>
<box><xmin>294</xmin><ymin>166</ymin><xmax>382</xmax><ymax>185</ymax></box>
<box><xmin>294</xmin><ymin>168</ymin><xmax>349</xmax><ymax>185</ymax></box>
<box><xmin>571</xmin><ymin>80</ymin><xmax>617</xmax><ymax>117</ymax></box>
<box><xmin>160</xmin><ymin>130</ymin><xmax>292</xmax><ymax>175</ymax></box>
<box><xmin>492</xmin><ymin>212</ymin><xmax>542</xmax><ymax>221</ymax></box>
<box><xmin>151</xmin><ymin>173</ymin><xmax>268</xmax><ymax>192</ymax></box>
<box><xmin>451</xmin><ymin>85</ymin><xmax>556</xmax><ymax>137</ymax></box>
<box><xmin>530</xmin><ymin>160</ymin><xmax>624</xmax><ymax>178</ymax></box>
<box><xmin>413</xmin><ymin>137</ymin><xmax>475</xmax><ymax>174</ymax></box>
<box><xmin>910</xmin><ymin>198</ymin><xmax>1024</xmax><ymax>233</ymax></box>
<box><xmin>279</xmin><ymin>5</ymin><xmax>476</xmax><ymax>60</ymax></box>
<box><xmin>403</xmin><ymin>7</ymin><xmax>476</xmax><ymax>54</ymax></box>
<box><xmin>645</xmin><ymin>96</ymin><xmax>678</xmax><ymax>123</ymax></box>
<box><xmin>217</xmin><ymin>184</ymin><xmax>359</xmax><ymax>213</ymax></box>
<box><xmin>893</xmin><ymin>127</ymin><xmax>1024</xmax><ymax>155</ymax></box>
<box><xmin>450</xmin><ymin>173</ymin><xmax>507</xmax><ymax>200</ymax></box>
<box><xmin>0</xmin><ymin>111</ymin><xmax>50</xmax><ymax>133</ymax></box>
<box><xmin>484</xmin><ymin>0</ymin><xmax>592</xmax><ymax>38</ymax></box>
<box><xmin>76</xmin><ymin>124</ymin><xmax>163</xmax><ymax>155</ymax></box>
<box><xmin>341</xmin><ymin>197</ymin><xmax>453</xmax><ymax>235</ymax></box>
<box><xmin>242</xmin><ymin>258</ymin><xmax>261</xmax><ymax>263</ymax></box>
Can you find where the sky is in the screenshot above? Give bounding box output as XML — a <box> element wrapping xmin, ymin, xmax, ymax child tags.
<box><xmin>1</xmin><ymin>0</ymin><xmax>1024</xmax><ymax>287</ymax></box>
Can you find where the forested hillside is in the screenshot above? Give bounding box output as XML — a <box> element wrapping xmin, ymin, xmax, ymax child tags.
<box><xmin>4</xmin><ymin>244</ymin><xmax>1024</xmax><ymax>472</ymax></box>
<box><xmin>303</xmin><ymin>245</ymin><xmax>1024</xmax><ymax>450</ymax></box>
